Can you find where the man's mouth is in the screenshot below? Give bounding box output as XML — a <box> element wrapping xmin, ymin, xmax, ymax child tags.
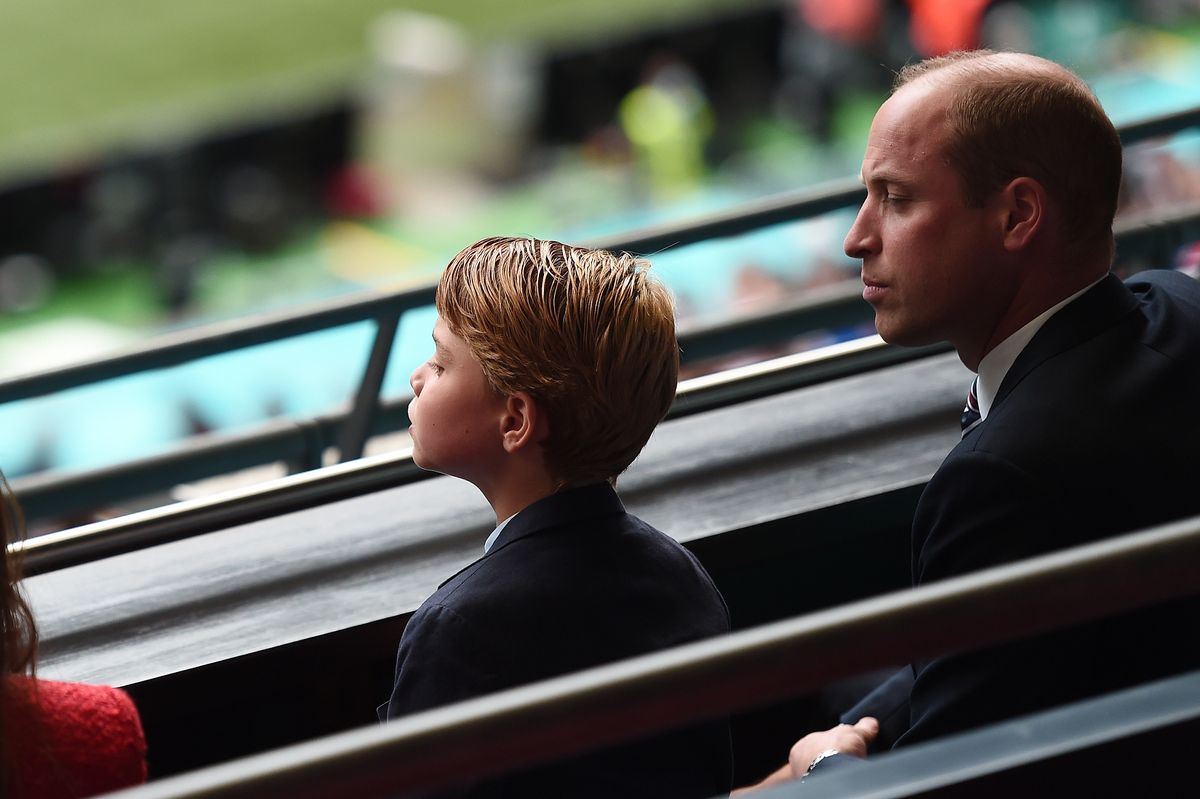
<box><xmin>862</xmin><ymin>276</ymin><xmax>888</xmax><ymax>302</ymax></box>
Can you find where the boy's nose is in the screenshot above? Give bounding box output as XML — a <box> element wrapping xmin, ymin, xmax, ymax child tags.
<box><xmin>410</xmin><ymin>365</ymin><xmax>424</xmax><ymax>396</ymax></box>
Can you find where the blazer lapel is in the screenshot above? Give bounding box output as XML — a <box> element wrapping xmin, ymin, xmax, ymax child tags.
<box><xmin>991</xmin><ymin>274</ymin><xmax>1139</xmax><ymax>411</ymax></box>
<box><xmin>436</xmin><ymin>483</ymin><xmax>625</xmax><ymax>588</ymax></box>
<box><xmin>488</xmin><ymin>482</ymin><xmax>625</xmax><ymax>555</ymax></box>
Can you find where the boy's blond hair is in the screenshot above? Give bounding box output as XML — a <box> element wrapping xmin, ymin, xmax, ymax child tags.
<box><xmin>436</xmin><ymin>236</ymin><xmax>678</xmax><ymax>487</ymax></box>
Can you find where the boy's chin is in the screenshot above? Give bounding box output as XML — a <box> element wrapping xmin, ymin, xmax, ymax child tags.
<box><xmin>410</xmin><ymin>452</ymin><xmax>436</xmax><ymax>473</ymax></box>
<box><xmin>410</xmin><ymin>450</ymin><xmax>452</xmax><ymax>478</ymax></box>
<box><xmin>408</xmin><ymin>446</ymin><xmax>432</xmax><ymax>471</ymax></box>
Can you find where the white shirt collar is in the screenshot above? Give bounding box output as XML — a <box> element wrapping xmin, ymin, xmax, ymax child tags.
<box><xmin>483</xmin><ymin>513</ymin><xmax>516</xmax><ymax>554</ymax></box>
<box><xmin>974</xmin><ymin>276</ymin><xmax>1106</xmax><ymax>420</ymax></box>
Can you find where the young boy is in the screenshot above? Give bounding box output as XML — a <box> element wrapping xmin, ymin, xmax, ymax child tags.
<box><xmin>379</xmin><ymin>236</ymin><xmax>732</xmax><ymax>797</ymax></box>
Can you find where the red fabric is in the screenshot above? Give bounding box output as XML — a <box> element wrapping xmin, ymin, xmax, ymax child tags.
<box><xmin>906</xmin><ymin>0</ymin><xmax>992</xmax><ymax>56</ymax></box>
<box><xmin>5</xmin><ymin>677</ymin><xmax>147</xmax><ymax>798</ymax></box>
<box><xmin>797</xmin><ymin>0</ymin><xmax>883</xmax><ymax>46</ymax></box>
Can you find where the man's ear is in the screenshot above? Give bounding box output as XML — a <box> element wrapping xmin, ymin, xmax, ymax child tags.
<box><xmin>999</xmin><ymin>176</ymin><xmax>1045</xmax><ymax>251</ymax></box>
<box><xmin>499</xmin><ymin>392</ymin><xmax>549</xmax><ymax>454</ymax></box>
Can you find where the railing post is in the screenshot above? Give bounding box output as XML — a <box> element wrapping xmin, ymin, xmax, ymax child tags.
<box><xmin>289</xmin><ymin>418</ymin><xmax>327</xmax><ymax>474</ymax></box>
<box><xmin>337</xmin><ymin>311</ymin><xmax>402</xmax><ymax>462</ymax></box>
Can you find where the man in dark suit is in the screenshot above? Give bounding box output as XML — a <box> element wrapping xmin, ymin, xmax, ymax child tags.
<box><xmin>740</xmin><ymin>50</ymin><xmax>1200</xmax><ymax>790</ymax></box>
<box><xmin>380</xmin><ymin>237</ymin><xmax>731</xmax><ymax>798</ymax></box>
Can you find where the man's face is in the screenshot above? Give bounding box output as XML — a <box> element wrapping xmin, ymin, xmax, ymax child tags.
<box><xmin>844</xmin><ymin>79</ymin><xmax>1009</xmax><ymax>364</ymax></box>
<box><xmin>408</xmin><ymin>318</ymin><xmax>507</xmax><ymax>484</ymax></box>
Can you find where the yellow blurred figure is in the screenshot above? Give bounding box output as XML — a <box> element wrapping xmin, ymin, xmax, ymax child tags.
<box><xmin>618</xmin><ymin>57</ymin><xmax>713</xmax><ymax>199</ymax></box>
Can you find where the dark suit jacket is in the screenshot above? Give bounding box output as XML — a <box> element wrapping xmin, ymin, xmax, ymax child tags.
<box><xmin>380</xmin><ymin>482</ymin><xmax>733</xmax><ymax>798</ymax></box>
<box><xmin>840</xmin><ymin>270</ymin><xmax>1200</xmax><ymax>752</ymax></box>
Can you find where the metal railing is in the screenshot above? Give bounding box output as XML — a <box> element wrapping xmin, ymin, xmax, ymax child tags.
<box><xmin>8</xmin><ymin>278</ymin><xmax>874</xmax><ymax>523</ymax></box>
<box><xmin>101</xmin><ymin>511</ymin><xmax>1200</xmax><ymax>799</ymax></box>
<box><xmin>14</xmin><ymin>199</ymin><xmax>1200</xmax><ymax>532</ymax></box>
<box><xmin>14</xmin><ymin>334</ymin><xmax>947</xmax><ymax>575</ymax></box>
<box><xmin>7</xmin><ymin>105</ymin><xmax>1200</xmax><ymax>527</ymax></box>
<box><xmin>0</xmin><ymin>173</ymin><xmax>873</xmax><ymax>464</ymax></box>
<box><xmin>797</xmin><ymin>667</ymin><xmax>1200</xmax><ymax>798</ymax></box>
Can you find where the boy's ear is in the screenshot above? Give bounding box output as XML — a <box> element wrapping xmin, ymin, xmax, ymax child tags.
<box><xmin>499</xmin><ymin>391</ymin><xmax>549</xmax><ymax>454</ymax></box>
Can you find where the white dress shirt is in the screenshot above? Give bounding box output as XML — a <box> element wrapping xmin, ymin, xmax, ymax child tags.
<box><xmin>483</xmin><ymin>513</ymin><xmax>516</xmax><ymax>554</ymax></box>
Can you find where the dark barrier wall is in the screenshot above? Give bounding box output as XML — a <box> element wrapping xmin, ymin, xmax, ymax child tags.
<box><xmin>123</xmin><ymin>485</ymin><xmax>920</xmax><ymax>782</ymax></box>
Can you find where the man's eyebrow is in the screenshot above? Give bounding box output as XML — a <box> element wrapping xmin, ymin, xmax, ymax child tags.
<box><xmin>863</xmin><ymin>169</ymin><xmax>913</xmax><ymax>190</ymax></box>
<box><xmin>864</xmin><ymin>168</ymin><xmax>896</xmax><ymax>182</ymax></box>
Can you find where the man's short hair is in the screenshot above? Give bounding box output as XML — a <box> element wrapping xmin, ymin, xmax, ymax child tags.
<box><xmin>436</xmin><ymin>236</ymin><xmax>679</xmax><ymax>487</ymax></box>
<box><xmin>896</xmin><ymin>50</ymin><xmax>1122</xmax><ymax>251</ymax></box>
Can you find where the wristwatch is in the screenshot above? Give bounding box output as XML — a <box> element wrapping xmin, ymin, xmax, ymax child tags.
<box><xmin>802</xmin><ymin>748</ymin><xmax>841</xmax><ymax>780</ymax></box>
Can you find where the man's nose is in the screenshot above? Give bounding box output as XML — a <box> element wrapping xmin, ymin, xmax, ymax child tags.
<box><xmin>844</xmin><ymin>206</ymin><xmax>878</xmax><ymax>259</ymax></box>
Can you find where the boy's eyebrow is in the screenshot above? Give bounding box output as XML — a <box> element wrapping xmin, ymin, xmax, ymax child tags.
<box><xmin>431</xmin><ymin>332</ymin><xmax>453</xmax><ymax>362</ymax></box>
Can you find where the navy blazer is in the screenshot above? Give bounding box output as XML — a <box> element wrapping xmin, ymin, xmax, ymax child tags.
<box><xmin>840</xmin><ymin>270</ymin><xmax>1200</xmax><ymax>752</ymax></box>
<box><xmin>381</xmin><ymin>482</ymin><xmax>732</xmax><ymax>798</ymax></box>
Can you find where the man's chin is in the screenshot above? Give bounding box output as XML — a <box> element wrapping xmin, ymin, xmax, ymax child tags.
<box><xmin>874</xmin><ymin>323</ymin><xmax>939</xmax><ymax>349</ymax></box>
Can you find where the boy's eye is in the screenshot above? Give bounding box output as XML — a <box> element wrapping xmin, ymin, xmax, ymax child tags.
<box><xmin>427</xmin><ymin>360</ymin><xmax>445</xmax><ymax>376</ymax></box>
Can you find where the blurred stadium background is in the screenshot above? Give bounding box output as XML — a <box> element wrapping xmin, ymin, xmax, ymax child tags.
<box><xmin>2</xmin><ymin>0</ymin><xmax>1200</xmax><ymax>524</ymax></box>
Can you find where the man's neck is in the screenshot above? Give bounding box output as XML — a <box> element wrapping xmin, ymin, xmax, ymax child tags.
<box><xmin>964</xmin><ymin>261</ymin><xmax>1110</xmax><ymax>371</ymax></box>
<box><xmin>973</xmin><ymin>274</ymin><xmax>1106</xmax><ymax>418</ymax></box>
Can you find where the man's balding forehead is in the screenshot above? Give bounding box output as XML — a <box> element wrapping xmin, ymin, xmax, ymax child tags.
<box><xmin>897</xmin><ymin>50</ymin><xmax>1090</xmax><ymax>93</ymax></box>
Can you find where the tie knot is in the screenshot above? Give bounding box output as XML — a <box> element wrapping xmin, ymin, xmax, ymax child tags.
<box><xmin>960</xmin><ymin>377</ymin><xmax>982</xmax><ymax>434</ymax></box>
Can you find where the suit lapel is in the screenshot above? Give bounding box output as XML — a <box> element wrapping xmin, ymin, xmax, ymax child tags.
<box><xmin>436</xmin><ymin>483</ymin><xmax>625</xmax><ymax>588</ymax></box>
<box><xmin>489</xmin><ymin>482</ymin><xmax>625</xmax><ymax>554</ymax></box>
<box><xmin>991</xmin><ymin>274</ymin><xmax>1139</xmax><ymax>412</ymax></box>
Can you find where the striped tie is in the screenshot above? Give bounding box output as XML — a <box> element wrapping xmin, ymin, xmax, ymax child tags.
<box><xmin>960</xmin><ymin>377</ymin><xmax>982</xmax><ymax>436</ymax></box>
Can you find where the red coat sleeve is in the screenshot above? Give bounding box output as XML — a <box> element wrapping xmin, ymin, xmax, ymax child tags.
<box><xmin>5</xmin><ymin>677</ymin><xmax>148</xmax><ymax>798</ymax></box>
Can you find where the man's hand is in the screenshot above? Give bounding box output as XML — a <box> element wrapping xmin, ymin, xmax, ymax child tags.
<box><xmin>731</xmin><ymin>717</ymin><xmax>879</xmax><ymax>794</ymax></box>
<box><xmin>787</xmin><ymin>717</ymin><xmax>879</xmax><ymax>778</ymax></box>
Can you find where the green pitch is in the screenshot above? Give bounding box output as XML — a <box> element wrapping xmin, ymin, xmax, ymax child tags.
<box><xmin>0</xmin><ymin>0</ymin><xmax>758</xmax><ymax>178</ymax></box>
